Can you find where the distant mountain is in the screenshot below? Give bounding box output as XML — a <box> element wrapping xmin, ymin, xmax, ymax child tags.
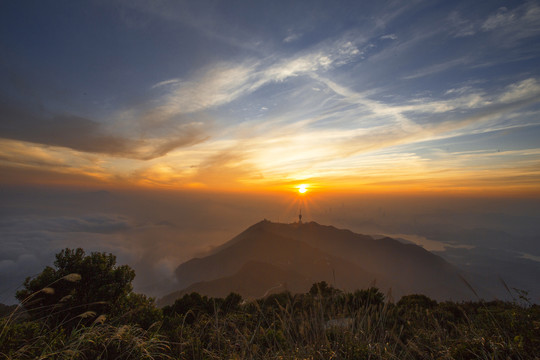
<box><xmin>160</xmin><ymin>220</ymin><xmax>474</xmax><ymax>306</ymax></box>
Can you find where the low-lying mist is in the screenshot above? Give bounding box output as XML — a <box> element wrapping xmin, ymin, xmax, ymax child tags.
<box><xmin>1</xmin><ymin>185</ymin><xmax>539</xmax><ymax>304</ymax></box>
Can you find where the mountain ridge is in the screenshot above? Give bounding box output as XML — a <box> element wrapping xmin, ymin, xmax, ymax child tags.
<box><xmin>161</xmin><ymin>220</ymin><xmax>474</xmax><ymax>306</ymax></box>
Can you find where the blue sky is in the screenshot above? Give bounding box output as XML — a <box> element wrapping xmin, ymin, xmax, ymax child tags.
<box><xmin>1</xmin><ymin>0</ymin><xmax>539</xmax><ymax>192</ymax></box>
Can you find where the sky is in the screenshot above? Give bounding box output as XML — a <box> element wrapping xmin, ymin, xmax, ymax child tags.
<box><xmin>1</xmin><ymin>1</ymin><xmax>540</xmax><ymax>303</ymax></box>
<box><xmin>1</xmin><ymin>0</ymin><xmax>539</xmax><ymax>194</ymax></box>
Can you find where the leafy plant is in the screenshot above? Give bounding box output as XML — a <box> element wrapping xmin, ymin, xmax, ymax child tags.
<box><xmin>2</xmin><ymin>248</ymin><xmax>539</xmax><ymax>359</ymax></box>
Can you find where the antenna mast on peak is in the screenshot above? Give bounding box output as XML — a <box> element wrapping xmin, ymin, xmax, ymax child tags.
<box><xmin>298</xmin><ymin>208</ymin><xmax>302</xmax><ymax>224</ymax></box>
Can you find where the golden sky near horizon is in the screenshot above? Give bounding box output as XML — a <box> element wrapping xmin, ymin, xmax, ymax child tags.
<box><xmin>1</xmin><ymin>136</ymin><xmax>539</xmax><ymax>196</ymax></box>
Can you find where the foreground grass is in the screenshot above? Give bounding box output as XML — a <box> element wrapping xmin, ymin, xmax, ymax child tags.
<box><xmin>2</xmin><ymin>286</ymin><xmax>539</xmax><ymax>360</ymax></box>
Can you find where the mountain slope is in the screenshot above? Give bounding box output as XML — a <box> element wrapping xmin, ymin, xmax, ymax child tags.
<box><xmin>261</xmin><ymin>221</ymin><xmax>470</xmax><ymax>299</ymax></box>
<box><xmin>164</xmin><ymin>220</ymin><xmax>473</xmax><ymax>305</ymax></box>
<box><xmin>160</xmin><ymin>261</ymin><xmax>308</xmax><ymax>304</ymax></box>
<box><xmin>174</xmin><ymin>224</ymin><xmax>383</xmax><ymax>291</ymax></box>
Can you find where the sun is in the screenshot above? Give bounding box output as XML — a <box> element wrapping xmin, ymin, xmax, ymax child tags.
<box><xmin>297</xmin><ymin>184</ymin><xmax>308</xmax><ymax>194</ymax></box>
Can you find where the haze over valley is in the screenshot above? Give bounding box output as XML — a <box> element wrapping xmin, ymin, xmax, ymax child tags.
<box><xmin>1</xmin><ymin>187</ymin><xmax>539</xmax><ymax>304</ymax></box>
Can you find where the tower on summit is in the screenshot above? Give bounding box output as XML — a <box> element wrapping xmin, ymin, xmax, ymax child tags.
<box><xmin>298</xmin><ymin>208</ymin><xmax>302</xmax><ymax>224</ymax></box>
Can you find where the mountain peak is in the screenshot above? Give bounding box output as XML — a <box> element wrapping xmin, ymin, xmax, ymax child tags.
<box><xmin>162</xmin><ymin>220</ymin><xmax>474</xmax><ymax>306</ymax></box>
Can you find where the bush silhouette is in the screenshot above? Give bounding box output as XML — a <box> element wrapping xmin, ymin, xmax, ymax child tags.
<box><xmin>16</xmin><ymin>248</ymin><xmax>138</xmax><ymax>327</ymax></box>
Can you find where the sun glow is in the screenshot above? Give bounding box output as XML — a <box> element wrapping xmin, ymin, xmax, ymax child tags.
<box><xmin>297</xmin><ymin>184</ymin><xmax>308</xmax><ymax>194</ymax></box>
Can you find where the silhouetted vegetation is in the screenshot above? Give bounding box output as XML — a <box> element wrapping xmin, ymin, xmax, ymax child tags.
<box><xmin>1</xmin><ymin>248</ymin><xmax>539</xmax><ymax>359</ymax></box>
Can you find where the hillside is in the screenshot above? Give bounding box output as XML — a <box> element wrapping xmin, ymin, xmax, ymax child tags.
<box><xmin>161</xmin><ymin>220</ymin><xmax>473</xmax><ymax>306</ymax></box>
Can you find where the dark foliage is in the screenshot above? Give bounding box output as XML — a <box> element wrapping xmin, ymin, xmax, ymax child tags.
<box><xmin>2</xmin><ymin>248</ymin><xmax>539</xmax><ymax>359</ymax></box>
<box><xmin>14</xmin><ymin>248</ymin><xmax>158</xmax><ymax>329</ymax></box>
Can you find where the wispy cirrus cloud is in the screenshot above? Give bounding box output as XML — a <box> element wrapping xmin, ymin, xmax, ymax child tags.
<box><xmin>283</xmin><ymin>32</ymin><xmax>302</xmax><ymax>43</ymax></box>
<box><xmin>241</xmin><ymin>75</ymin><xmax>540</xmax><ymax>179</ymax></box>
<box><xmin>401</xmin><ymin>57</ymin><xmax>471</xmax><ymax>80</ymax></box>
<box><xmin>2</xmin><ymin>54</ymin><xmax>538</xmax><ymax>190</ymax></box>
<box><xmin>380</xmin><ymin>34</ymin><xmax>397</xmax><ymax>40</ymax></box>
<box><xmin>449</xmin><ymin>2</ymin><xmax>540</xmax><ymax>42</ymax></box>
<box><xmin>482</xmin><ymin>3</ymin><xmax>540</xmax><ymax>33</ymax></box>
<box><xmin>142</xmin><ymin>64</ymin><xmax>538</xmax><ymax>188</ymax></box>
<box><xmin>145</xmin><ymin>38</ymin><xmax>362</xmax><ymax>116</ymax></box>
